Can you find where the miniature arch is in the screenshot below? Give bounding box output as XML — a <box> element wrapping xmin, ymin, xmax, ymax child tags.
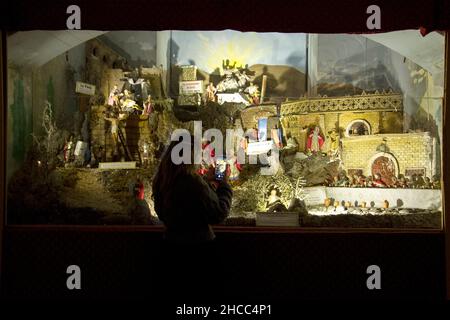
<box><xmin>366</xmin><ymin>152</ymin><xmax>400</xmax><ymax>178</ymax></box>
<box><xmin>345</xmin><ymin>119</ymin><xmax>371</xmax><ymax>137</ymax></box>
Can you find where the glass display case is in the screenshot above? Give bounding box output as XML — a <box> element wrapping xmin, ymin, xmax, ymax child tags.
<box><xmin>5</xmin><ymin>30</ymin><xmax>445</xmax><ymax>229</ymax></box>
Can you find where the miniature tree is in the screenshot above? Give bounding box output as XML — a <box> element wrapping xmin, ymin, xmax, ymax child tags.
<box><xmin>30</xmin><ymin>100</ymin><xmax>60</xmax><ymax>180</ymax></box>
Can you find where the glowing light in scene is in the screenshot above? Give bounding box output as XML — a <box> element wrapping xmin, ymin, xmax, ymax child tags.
<box><xmin>196</xmin><ymin>32</ymin><xmax>262</xmax><ymax>73</ymax></box>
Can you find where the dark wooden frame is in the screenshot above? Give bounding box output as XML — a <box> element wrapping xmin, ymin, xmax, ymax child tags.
<box><xmin>444</xmin><ymin>32</ymin><xmax>450</xmax><ymax>300</ymax></box>
<box><xmin>0</xmin><ymin>31</ymin><xmax>5</xmax><ymax>280</ymax></box>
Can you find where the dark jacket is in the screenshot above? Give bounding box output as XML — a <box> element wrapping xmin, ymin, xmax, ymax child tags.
<box><xmin>154</xmin><ymin>173</ymin><xmax>233</xmax><ymax>244</ymax></box>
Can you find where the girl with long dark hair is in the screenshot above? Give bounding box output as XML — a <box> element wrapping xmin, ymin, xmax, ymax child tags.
<box><xmin>152</xmin><ymin>136</ymin><xmax>232</xmax><ymax>243</ymax></box>
<box><xmin>151</xmin><ymin>136</ymin><xmax>232</xmax><ymax>299</ymax></box>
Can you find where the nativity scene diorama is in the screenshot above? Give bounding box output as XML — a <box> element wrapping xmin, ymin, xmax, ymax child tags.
<box><xmin>6</xmin><ymin>30</ymin><xmax>445</xmax><ymax>228</ymax></box>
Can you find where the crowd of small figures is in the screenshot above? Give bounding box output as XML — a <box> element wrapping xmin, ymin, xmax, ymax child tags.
<box><xmin>327</xmin><ymin>172</ymin><xmax>440</xmax><ymax>189</ymax></box>
<box><xmin>324</xmin><ymin>198</ymin><xmax>390</xmax><ymax>211</ymax></box>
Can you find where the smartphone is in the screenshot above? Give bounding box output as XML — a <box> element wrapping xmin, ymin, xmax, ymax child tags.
<box><xmin>215</xmin><ymin>158</ymin><xmax>227</xmax><ymax>180</ymax></box>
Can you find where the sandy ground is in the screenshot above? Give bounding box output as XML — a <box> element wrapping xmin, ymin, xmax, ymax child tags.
<box><xmin>60</xmin><ymin>169</ymin><xmax>124</xmax><ymax>214</ymax></box>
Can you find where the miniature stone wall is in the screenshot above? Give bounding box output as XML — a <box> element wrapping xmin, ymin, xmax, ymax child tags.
<box><xmin>341</xmin><ymin>133</ymin><xmax>434</xmax><ymax>178</ymax></box>
<box><xmin>85</xmin><ymin>39</ymin><xmax>124</xmax><ymax>98</ymax></box>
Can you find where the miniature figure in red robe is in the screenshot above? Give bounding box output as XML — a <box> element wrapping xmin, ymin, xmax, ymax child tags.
<box><xmin>134</xmin><ymin>179</ymin><xmax>145</xmax><ymax>200</ymax></box>
<box><xmin>197</xmin><ymin>140</ymin><xmax>216</xmax><ymax>176</ymax></box>
<box><xmin>372</xmin><ymin>174</ymin><xmax>387</xmax><ymax>187</ymax></box>
<box><xmin>306</xmin><ymin>126</ymin><xmax>324</xmax><ymax>154</ymax></box>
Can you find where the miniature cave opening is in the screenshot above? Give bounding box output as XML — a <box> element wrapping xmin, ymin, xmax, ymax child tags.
<box><xmin>5</xmin><ymin>30</ymin><xmax>445</xmax><ymax>228</ymax></box>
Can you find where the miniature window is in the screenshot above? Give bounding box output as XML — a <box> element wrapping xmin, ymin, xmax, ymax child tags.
<box><xmin>346</xmin><ymin>120</ymin><xmax>371</xmax><ymax>136</ymax></box>
<box><xmin>5</xmin><ymin>30</ymin><xmax>445</xmax><ymax>229</ymax></box>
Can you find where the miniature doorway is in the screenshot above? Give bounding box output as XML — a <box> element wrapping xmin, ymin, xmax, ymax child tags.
<box><xmin>369</xmin><ymin>153</ymin><xmax>399</xmax><ymax>186</ymax></box>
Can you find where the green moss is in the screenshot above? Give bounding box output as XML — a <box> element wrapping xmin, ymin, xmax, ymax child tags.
<box><xmin>10</xmin><ymin>79</ymin><xmax>26</xmax><ymax>162</ymax></box>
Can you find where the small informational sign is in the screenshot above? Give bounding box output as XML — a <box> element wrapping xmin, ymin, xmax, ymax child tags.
<box><xmin>247</xmin><ymin>140</ymin><xmax>273</xmax><ymax>155</ymax></box>
<box><xmin>98</xmin><ymin>161</ymin><xmax>137</xmax><ymax>169</ymax></box>
<box><xmin>303</xmin><ymin>186</ymin><xmax>327</xmax><ymax>206</ymax></box>
<box><xmin>256</xmin><ymin>212</ymin><xmax>299</xmax><ymax>227</ymax></box>
<box><xmin>217</xmin><ymin>93</ymin><xmax>250</xmax><ymax>106</ymax></box>
<box><xmin>179</xmin><ymin>80</ymin><xmax>204</xmax><ymax>95</ymax></box>
<box><xmin>75</xmin><ymin>81</ymin><xmax>96</xmax><ymax>96</ymax></box>
<box><xmin>74</xmin><ymin>141</ymin><xmax>88</xmax><ymax>157</ymax></box>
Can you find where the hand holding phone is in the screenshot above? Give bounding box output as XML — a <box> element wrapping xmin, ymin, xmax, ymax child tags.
<box><xmin>215</xmin><ymin>159</ymin><xmax>227</xmax><ymax>181</ymax></box>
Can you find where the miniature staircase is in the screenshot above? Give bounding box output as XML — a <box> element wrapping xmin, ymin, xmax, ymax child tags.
<box><xmin>117</xmin><ymin>126</ymin><xmax>133</xmax><ymax>161</ymax></box>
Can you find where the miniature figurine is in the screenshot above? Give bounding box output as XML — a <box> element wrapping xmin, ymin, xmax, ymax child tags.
<box><xmin>333</xmin><ymin>200</ymin><xmax>340</xmax><ymax>211</ymax></box>
<box><xmin>244</xmin><ymin>82</ymin><xmax>260</xmax><ymax>104</ymax></box>
<box><xmin>121</xmin><ymin>89</ymin><xmax>132</xmax><ymax>100</ymax></box>
<box><xmin>363</xmin><ymin>175</ymin><xmax>371</xmax><ymax>187</ymax></box>
<box><xmin>361</xmin><ymin>201</ymin><xmax>367</xmax><ymax>208</ymax></box>
<box><xmin>122</xmin><ymin>68</ymin><xmax>148</xmax><ymax>106</ymax></box>
<box><xmin>119</xmin><ymin>89</ymin><xmax>140</xmax><ymax>113</ymax></box>
<box><xmin>89</xmin><ymin>145</ymin><xmax>97</xmax><ymax>167</ymax></box>
<box><xmin>388</xmin><ymin>176</ymin><xmax>396</xmax><ymax>188</ymax></box>
<box><xmin>228</xmin><ymin>155</ymin><xmax>242</xmax><ymax>181</ymax></box>
<box><xmin>330</xmin><ymin>175</ymin><xmax>338</xmax><ymax>187</ymax></box>
<box><xmin>267</xmin><ymin>188</ymin><xmax>281</xmax><ymax>206</ymax></box>
<box><xmin>335</xmin><ymin>171</ymin><xmax>350</xmax><ymax>187</ymax></box>
<box><xmin>271</xmin><ymin>124</ymin><xmax>283</xmax><ymax>148</ymax></box>
<box><xmin>415</xmin><ymin>174</ymin><xmax>426</xmax><ymax>188</ymax></box>
<box><xmin>202</xmin><ymin>139</ymin><xmax>216</xmax><ymax>165</ymax></box>
<box><xmin>424</xmin><ymin>176</ymin><xmax>432</xmax><ymax>189</ymax></box>
<box><xmin>398</xmin><ymin>175</ymin><xmax>407</xmax><ymax>188</ymax></box>
<box><xmin>134</xmin><ymin>178</ymin><xmax>145</xmax><ymax>200</ymax></box>
<box><xmin>306</xmin><ymin>126</ymin><xmax>324</xmax><ymax>155</ymax></box>
<box><xmin>324</xmin><ymin>198</ymin><xmax>331</xmax><ymax>211</ymax></box>
<box><xmin>248</xmin><ymin>126</ymin><xmax>258</xmax><ymax>142</ymax></box>
<box><xmin>266</xmin><ymin>187</ymin><xmax>287</xmax><ymax>212</ymax></box>
<box><xmin>205</xmin><ymin>82</ymin><xmax>217</xmax><ymax>102</ymax></box>
<box><xmin>327</xmin><ymin>128</ymin><xmax>340</xmax><ymax>160</ymax></box>
<box><xmin>236</xmin><ymin>70</ymin><xmax>250</xmax><ymax>89</ymax></box>
<box><xmin>405</xmin><ymin>177</ymin><xmax>412</xmax><ymax>188</ymax></box>
<box><xmin>129</xmin><ymin>177</ymin><xmax>153</xmax><ymax>224</ymax></box>
<box><xmin>217</xmin><ymin>70</ymin><xmax>239</xmax><ymax>92</ymax></box>
<box><xmin>63</xmin><ymin>135</ymin><xmax>74</xmax><ymax>164</ymax></box>
<box><xmin>142</xmin><ymin>95</ymin><xmax>154</xmax><ymax>115</ymax></box>
<box><xmin>107</xmin><ymin>85</ymin><xmax>120</xmax><ymax>107</ymax></box>
<box><xmin>372</xmin><ymin>174</ymin><xmax>387</xmax><ymax>187</ymax></box>
<box><xmin>357</xmin><ymin>175</ymin><xmax>366</xmax><ymax>187</ymax></box>
<box><xmin>104</xmin><ymin>109</ymin><xmax>122</xmax><ymax>157</ymax></box>
<box><xmin>222</xmin><ymin>59</ymin><xmax>231</xmax><ymax>70</ymax></box>
<box><xmin>350</xmin><ymin>175</ymin><xmax>358</xmax><ymax>187</ymax></box>
<box><xmin>383</xmin><ymin>200</ymin><xmax>389</xmax><ymax>209</ymax></box>
<box><xmin>286</xmin><ymin>136</ymin><xmax>298</xmax><ymax>149</ymax></box>
<box><xmin>432</xmin><ymin>175</ymin><xmax>441</xmax><ymax>189</ymax></box>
